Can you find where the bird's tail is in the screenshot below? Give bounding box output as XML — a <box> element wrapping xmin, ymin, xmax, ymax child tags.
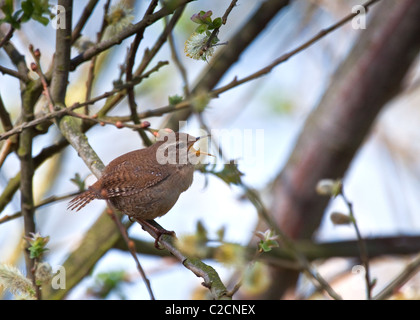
<box><xmin>67</xmin><ymin>189</ymin><xmax>96</xmax><ymax>212</ymax></box>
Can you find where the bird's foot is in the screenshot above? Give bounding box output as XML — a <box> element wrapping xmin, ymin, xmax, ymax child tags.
<box><xmin>135</xmin><ymin>218</ymin><xmax>176</xmax><ymax>249</ymax></box>
<box><xmin>153</xmin><ymin>228</ymin><xmax>176</xmax><ymax>250</ymax></box>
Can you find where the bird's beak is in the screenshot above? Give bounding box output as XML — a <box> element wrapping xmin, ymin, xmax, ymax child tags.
<box><xmin>188</xmin><ymin>135</ymin><xmax>214</xmax><ymax>157</ymax></box>
<box><xmin>194</xmin><ymin>134</ymin><xmax>211</xmax><ymax>141</ymax></box>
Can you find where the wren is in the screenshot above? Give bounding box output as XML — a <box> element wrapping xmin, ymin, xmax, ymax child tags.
<box><xmin>68</xmin><ymin>132</ymin><xmax>207</xmax><ymax>222</ymax></box>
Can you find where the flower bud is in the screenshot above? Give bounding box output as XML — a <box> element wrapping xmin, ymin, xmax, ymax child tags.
<box><xmin>316</xmin><ymin>179</ymin><xmax>342</xmax><ymax>197</ymax></box>
<box><xmin>35</xmin><ymin>262</ymin><xmax>52</xmax><ymax>283</ymax></box>
<box><xmin>330</xmin><ymin>212</ymin><xmax>352</xmax><ymax>225</ymax></box>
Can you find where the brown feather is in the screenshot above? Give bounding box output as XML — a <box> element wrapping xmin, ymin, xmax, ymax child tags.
<box><xmin>67</xmin><ymin>189</ymin><xmax>97</xmax><ymax>212</ymax></box>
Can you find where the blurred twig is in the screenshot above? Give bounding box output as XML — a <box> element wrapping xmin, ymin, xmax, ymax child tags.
<box><xmin>211</xmin><ymin>0</ymin><xmax>381</xmax><ymax>97</ymax></box>
<box><xmin>0</xmin><ymin>60</ymin><xmax>168</xmax><ymax>141</ymax></box>
<box><xmin>374</xmin><ymin>254</ymin><xmax>420</xmax><ymax>300</ymax></box>
<box><xmin>125</xmin><ymin>0</ymin><xmax>162</xmax><ymax>146</ymax></box>
<box><xmin>71</xmin><ymin>0</ymin><xmax>100</xmax><ymax>44</ymax></box>
<box><xmin>70</xmin><ymin>0</ymin><xmax>195</xmax><ymax>70</ymax></box>
<box><xmin>0</xmin><ymin>191</ymin><xmax>80</xmax><ymax>225</ymax></box>
<box><xmin>106</xmin><ymin>202</ymin><xmax>155</xmax><ymax>300</ymax></box>
<box><xmin>340</xmin><ymin>188</ymin><xmax>373</xmax><ymax>300</ymax></box>
<box><xmin>134</xmin><ymin>218</ymin><xmax>230</xmax><ymax>300</ymax></box>
<box><xmin>84</xmin><ymin>0</ymin><xmax>111</xmax><ymax>114</ymax></box>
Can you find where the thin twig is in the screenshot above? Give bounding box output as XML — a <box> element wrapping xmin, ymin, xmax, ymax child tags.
<box><xmin>373</xmin><ymin>253</ymin><xmax>420</xmax><ymax>300</ymax></box>
<box><xmin>243</xmin><ymin>186</ymin><xmax>343</xmax><ymax>300</ymax></box>
<box><xmin>84</xmin><ymin>5</ymin><xmax>188</xmax><ymax>122</ymax></box>
<box><xmin>70</xmin><ymin>0</ymin><xmax>195</xmax><ymax>70</ymax></box>
<box><xmin>106</xmin><ymin>202</ymin><xmax>155</xmax><ymax>300</ymax></box>
<box><xmin>124</xmin><ymin>0</ymin><xmax>159</xmax><ymax>146</ymax></box>
<box><xmin>71</xmin><ymin>0</ymin><xmax>100</xmax><ymax>44</ymax></box>
<box><xmin>66</xmin><ymin>109</ymin><xmax>151</xmax><ymax>131</ymax></box>
<box><xmin>0</xmin><ymin>94</ymin><xmax>13</xmax><ymax>132</ymax></box>
<box><xmin>211</xmin><ymin>0</ymin><xmax>381</xmax><ymax>97</ymax></box>
<box><xmin>341</xmin><ymin>189</ymin><xmax>373</xmax><ymax>300</ymax></box>
<box><xmin>0</xmin><ymin>191</ymin><xmax>80</xmax><ymax>225</ymax></box>
<box><xmin>133</xmin><ymin>218</ymin><xmax>230</xmax><ymax>300</ymax></box>
<box><xmin>0</xmin><ymin>30</ymin><xmax>29</xmax><ymax>83</ymax></box>
<box><xmin>162</xmin><ymin>4</ymin><xmax>190</xmax><ymax>97</ymax></box>
<box><xmin>0</xmin><ymin>64</ymin><xmax>29</xmax><ymax>82</ymax></box>
<box><xmin>0</xmin><ymin>61</ymin><xmax>168</xmax><ymax>141</ymax></box>
<box><xmin>0</xmin><ymin>0</ymin><xmax>378</xmax><ymax>145</ymax></box>
<box><xmin>29</xmin><ymin>47</ymin><xmax>55</xmax><ymax>112</ymax></box>
<box><xmin>0</xmin><ymin>26</ymin><xmax>15</xmax><ymax>49</ymax></box>
<box><xmin>200</xmin><ymin>0</ymin><xmax>237</xmax><ymax>58</ymax></box>
<box><xmin>84</xmin><ymin>0</ymin><xmax>111</xmax><ymax>114</ymax></box>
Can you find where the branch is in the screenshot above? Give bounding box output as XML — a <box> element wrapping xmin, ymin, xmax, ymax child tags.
<box><xmin>113</xmin><ymin>235</ymin><xmax>420</xmax><ymax>265</ymax></box>
<box><xmin>271</xmin><ymin>0</ymin><xmax>420</xmax><ymax>240</ymax></box>
<box><xmin>84</xmin><ymin>0</ymin><xmax>110</xmax><ymax>113</ymax></box>
<box><xmin>0</xmin><ymin>61</ymin><xmax>169</xmax><ymax>212</ymax></box>
<box><xmin>165</xmin><ymin>14</ymin><xmax>189</xmax><ymax>96</ymax></box>
<box><xmin>71</xmin><ymin>0</ymin><xmax>100</xmax><ymax>44</ymax></box>
<box><xmin>0</xmin><ymin>94</ymin><xmax>13</xmax><ymax>133</ymax></box>
<box><xmin>0</xmin><ymin>64</ymin><xmax>29</xmax><ymax>82</ymax></box>
<box><xmin>50</xmin><ymin>0</ymin><xmax>72</xmax><ymax>105</ymax></box>
<box><xmin>341</xmin><ymin>188</ymin><xmax>373</xmax><ymax>299</ymax></box>
<box><xmin>0</xmin><ymin>31</ymin><xmax>29</xmax><ymax>82</ymax></box>
<box><xmin>211</xmin><ymin>0</ymin><xmax>380</xmax><ymax>97</ymax></box>
<box><xmin>134</xmin><ymin>218</ymin><xmax>230</xmax><ymax>300</ymax></box>
<box><xmin>106</xmin><ymin>203</ymin><xmax>155</xmax><ymax>300</ymax></box>
<box><xmin>243</xmin><ymin>186</ymin><xmax>342</xmax><ymax>300</ymax></box>
<box><xmin>92</xmin><ymin>6</ymin><xmax>189</xmax><ymax>119</ymax></box>
<box><xmin>164</xmin><ymin>0</ymin><xmax>291</xmax><ymax>130</ymax></box>
<box><xmin>266</xmin><ymin>0</ymin><xmax>420</xmax><ymax>298</ymax></box>
<box><xmin>0</xmin><ymin>62</ymin><xmax>168</xmax><ymax>141</ymax></box>
<box><xmin>124</xmin><ymin>0</ymin><xmax>160</xmax><ymax>146</ymax></box>
<box><xmin>374</xmin><ymin>253</ymin><xmax>420</xmax><ymax>300</ymax></box>
<box><xmin>0</xmin><ymin>191</ymin><xmax>80</xmax><ymax>225</ymax></box>
<box><xmin>69</xmin><ymin>0</ymin><xmax>195</xmax><ymax>70</ymax></box>
<box><xmin>199</xmin><ymin>0</ymin><xmax>238</xmax><ymax>58</ymax></box>
<box><xmin>0</xmin><ymin>26</ymin><xmax>15</xmax><ymax>49</ymax></box>
<box><xmin>17</xmin><ymin>61</ymin><xmax>38</xmax><ymax>300</ymax></box>
<box><xmin>42</xmin><ymin>207</ymin><xmax>122</xmax><ymax>300</ymax></box>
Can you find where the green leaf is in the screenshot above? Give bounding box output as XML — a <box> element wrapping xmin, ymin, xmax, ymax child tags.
<box><xmin>70</xmin><ymin>173</ymin><xmax>86</xmax><ymax>191</ymax></box>
<box><xmin>211</xmin><ymin>17</ymin><xmax>222</xmax><ymax>29</ymax></box>
<box><xmin>91</xmin><ymin>270</ymin><xmax>128</xmax><ymax>299</ymax></box>
<box><xmin>195</xmin><ymin>220</ymin><xmax>208</xmax><ymax>242</ymax></box>
<box><xmin>199</xmin><ymin>10</ymin><xmax>212</xmax><ymax>24</ymax></box>
<box><xmin>26</xmin><ymin>233</ymin><xmax>50</xmax><ymax>259</ymax></box>
<box><xmin>1</xmin><ymin>0</ymin><xmax>14</xmax><ymax>16</ymax></box>
<box><xmin>258</xmin><ymin>240</ymin><xmax>279</xmax><ymax>253</ymax></box>
<box><xmin>21</xmin><ymin>0</ymin><xmax>34</xmax><ymax>16</ymax></box>
<box><xmin>32</xmin><ymin>14</ymin><xmax>49</xmax><ymax>26</ymax></box>
<box><xmin>195</xmin><ymin>23</ymin><xmax>208</xmax><ymax>34</ymax></box>
<box><xmin>213</xmin><ymin>161</ymin><xmax>244</xmax><ymax>186</ymax></box>
<box><xmin>168</xmin><ymin>94</ymin><xmax>183</xmax><ymax>106</ymax></box>
<box><xmin>191</xmin><ymin>10</ymin><xmax>212</xmax><ymax>25</ymax></box>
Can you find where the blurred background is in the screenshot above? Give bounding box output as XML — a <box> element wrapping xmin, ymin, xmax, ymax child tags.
<box><xmin>1</xmin><ymin>0</ymin><xmax>420</xmax><ymax>299</ymax></box>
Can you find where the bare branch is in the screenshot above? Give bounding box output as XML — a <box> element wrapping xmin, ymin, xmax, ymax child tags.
<box><xmin>106</xmin><ymin>203</ymin><xmax>155</xmax><ymax>300</ymax></box>
<box><xmin>374</xmin><ymin>254</ymin><xmax>420</xmax><ymax>300</ymax></box>
<box><xmin>0</xmin><ymin>64</ymin><xmax>29</xmax><ymax>82</ymax></box>
<box><xmin>134</xmin><ymin>218</ymin><xmax>230</xmax><ymax>300</ymax></box>
<box><xmin>70</xmin><ymin>0</ymin><xmax>195</xmax><ymax>70</ymax></box>
<box><xmin>71</xmin><ymin>0</ymin><xmax>100</xmax><ymax>44</ymax></box>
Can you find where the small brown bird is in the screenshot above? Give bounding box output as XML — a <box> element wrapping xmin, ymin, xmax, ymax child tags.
<box><xmin>68</xmin><ymin>132</ymin><xmax>208</xmax><ymax>222</ymax></box>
